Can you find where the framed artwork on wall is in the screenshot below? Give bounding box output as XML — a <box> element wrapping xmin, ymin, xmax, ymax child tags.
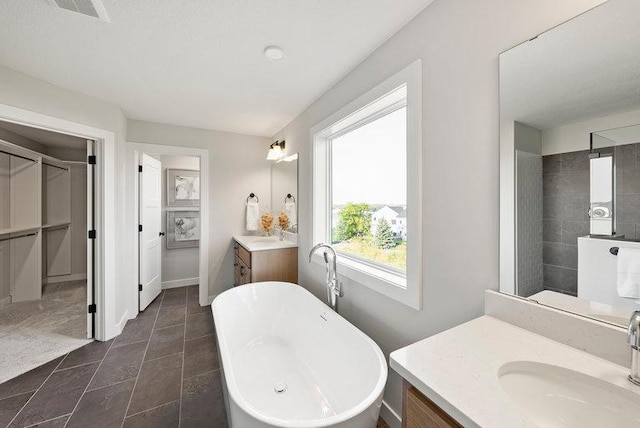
<box><xmin>167</xmin><ymin>211</ymin><xmax>200</xmax><ymax>249</ymax></box>
<box><xmin>167</xmin><ymin>169</ymin><xmax>200</xmax><ymax>207</ymax></box>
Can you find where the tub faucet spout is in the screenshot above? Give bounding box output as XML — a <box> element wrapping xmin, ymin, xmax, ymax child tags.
<box><xmin>308</xmin><ymin>243</ymin><xmax>343</xmax><ymax>312</ymax></box>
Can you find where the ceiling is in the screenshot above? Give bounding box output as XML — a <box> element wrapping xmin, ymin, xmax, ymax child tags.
<box><xmin>500</xmin><ymin>0</ymin><xmax>640</xmax><ymax>131</ymax></box>
<box><xmin>0</xmin><ymin>0</ymin><xmax>433</xmax><ymax>137</ymax></box>
<box><xmin>0</xmin><ymin>120</ymin><xmax>87</xmax><ymax>150</ymax></box>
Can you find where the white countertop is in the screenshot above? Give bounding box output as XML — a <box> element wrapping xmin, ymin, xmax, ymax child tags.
<box><xmin>390</xmin><ymin>315</ymin><xmax>640</xmax><ymax>428</ymax></box>
<box><xmin>233</xmin><ymin>234</ymin><xmax>298</xmax><ymax>252</ymax></box>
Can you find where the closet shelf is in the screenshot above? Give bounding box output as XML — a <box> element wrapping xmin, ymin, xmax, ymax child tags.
<box><xmin>0</xmin><ymin>225</ymin><xmax>40</xmax><ymax>240</ymax></box>
<box><xmin>42</xmin><ymin>221</ymin><xmax>71</xmax><ymax>231</ymax></box>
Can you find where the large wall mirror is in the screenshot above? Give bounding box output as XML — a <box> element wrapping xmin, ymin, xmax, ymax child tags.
<box><xmin>500</xmin><ymin>0</ymin><xmax>640</xmax><ymax>327</ymax></box>
<box><xmin>270</xmin><ymin>153</ymin><xmax>298</xmax><ymax>233</ymax></box>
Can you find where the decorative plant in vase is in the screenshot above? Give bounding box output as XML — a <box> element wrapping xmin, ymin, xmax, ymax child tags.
<box><xmin>261</xmin><ymin>212</ymin><xmax>274</xmax><ymax>236</ymax></box>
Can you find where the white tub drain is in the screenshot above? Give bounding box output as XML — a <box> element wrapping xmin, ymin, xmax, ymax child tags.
<box><xmin>274</xmin><ymin>382</ymin><xmax>287</xmax><ymax>394</ymax></box>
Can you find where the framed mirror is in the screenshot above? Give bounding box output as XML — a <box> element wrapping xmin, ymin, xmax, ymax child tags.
<box><xmin>500</xmin><ymin>0</ymin><xmax>640</xmax><ymax>327</ymax></box>
<box><xmin>270</xmin><ymin>153</ymin><xmax>298</xmax><ymax>233</ymax></box>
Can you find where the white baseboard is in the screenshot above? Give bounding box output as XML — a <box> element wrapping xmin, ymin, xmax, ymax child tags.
<box><xmin>162</xmin><ymin>277</ymin><xmax>199</xmax><ymax>289</ymax></box>
<box><xmin>0</xmin><ymin>295</ymin><xmax>11</xmax><ymax>310</ymax></box>
<box><xmin>381</xmin><ymin>400</ymin><xmax>401</xmax><ymax>428</ymax></box>
<box><xmin>117</xmin><ymin>311</ymin><xmax>129</xmax><ymax>335</ymax></box>
<box><xmin>44</xmin><ymin>273</ymin><xmax>87</xmax><ymax>285</ymax></box>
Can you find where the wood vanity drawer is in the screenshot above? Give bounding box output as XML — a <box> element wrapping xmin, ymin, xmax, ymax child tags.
<box><xmin>237</xmin><ymin>244</ymin><xmax>252</xmax><ymax>268</ymax></box>
<box><xmin>403</xmin><ymin>381</ymin><xmax>461</xmax><ymax>428</ymax></box>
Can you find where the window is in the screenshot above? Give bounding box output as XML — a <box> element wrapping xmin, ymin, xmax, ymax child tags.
<box><xmin>312</xmin><ymin>60</ymin><xmax>422</xmax><ymax>309</ymax></box>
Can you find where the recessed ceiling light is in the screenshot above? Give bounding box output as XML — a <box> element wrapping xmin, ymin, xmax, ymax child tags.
<box><xmin>264</xmin><ymin>46</ymin><xmax>285</xmax><ymax>61</ymax></box>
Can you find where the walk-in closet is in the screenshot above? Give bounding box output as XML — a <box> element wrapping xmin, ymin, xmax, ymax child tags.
<box><xmin>0</xmin><ymin>120</ymin><xmax>92</xmax><ymax>383</ymax></box>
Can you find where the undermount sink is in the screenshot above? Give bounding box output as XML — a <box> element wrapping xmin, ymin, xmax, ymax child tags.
<box><xmin>498</xmin><ymin>361</ymin><xmax>640</xmax><ymax>427</ymax></box>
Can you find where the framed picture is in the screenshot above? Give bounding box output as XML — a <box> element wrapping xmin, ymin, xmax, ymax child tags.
<box><xmin>167</xmin><ymin>211</ymin><xmax>200</xmax><ymax>249</ymax></box>
<box><xmin>167</xmin><ymin>169</ymin><xmax>200</xmax><ymax>207</ymax></box>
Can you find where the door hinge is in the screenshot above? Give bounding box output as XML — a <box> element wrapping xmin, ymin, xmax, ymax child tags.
<box><xmin>138</xmin><ymin>224</ymin><xmax>143</xmax><ymax>232</ymax></box>
<box><xmin>88</xmin><ymin>304</ymin><xmax>96</xmax><ymax>314</ymax></box>
<box><xmin>138</xmin><ymin>165</ymin><xmax>142</xmax><ymax>172</ymax></box>
<box><xmin>88</xmin><ymin>230</ymin><xmax>96</xmax><ymax>239</ymax></box>
<box><xmin>138</xmin><ymin>284</ymin><xmax>143</xmax><ymax>292</ymax></box>
<box><xmin>88</xmin><ymin>155</ymin><xmax>97</xmax><ymax>165</ymax></box>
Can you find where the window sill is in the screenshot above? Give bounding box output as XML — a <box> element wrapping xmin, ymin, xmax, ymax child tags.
<box><xmin>311</xmin><ymin>253</ymin><xmax>420</xmax><ymax>310</ymax></box>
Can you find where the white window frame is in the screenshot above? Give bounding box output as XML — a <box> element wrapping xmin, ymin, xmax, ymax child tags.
<box><xmin>311</xmin><ymin>59</ymin><xmax>422</xmax><ymax>310</ymax></box>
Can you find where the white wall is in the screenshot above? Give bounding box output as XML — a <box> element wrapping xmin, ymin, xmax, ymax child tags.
<box><xmin>0</xmin><ymin>65</ymin><xmax>127</xmax><ymax>338</ymax></box>
<box><xmin>126</xmin><ymin>120</ymin><xmax>271</xmax><ymax>306</ymax></box>
<box><xmin>160</xmin><ymin>154</ymin><xmax>200</xmax><ymax>287</ymax></box>
<box><xmin>272</xmin><ymin>0</ymin><xmax>606</xmax><ymax>418</ymax></box>
<box><xmin>542</xmin><ymin>108</ymin><xmax>640</xmax><ymax>155</ymax></box>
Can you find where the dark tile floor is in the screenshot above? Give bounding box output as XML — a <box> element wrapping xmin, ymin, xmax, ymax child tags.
<box><xmin>0</xmin><ymin>286</ymin><xmax>226</xmax><ymax>428</ymax></box>
<box><xmin>1</xmin><ymin>284</ymin><xmax>391</xmax><ymax>428</ymax></box>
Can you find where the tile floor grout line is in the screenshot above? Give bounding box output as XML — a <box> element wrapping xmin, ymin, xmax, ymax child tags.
<box><xmin>23</xmin><ymin>412</ymin><xmax>72</xmax><ymax>428</ymax></box>
<box><xmin>62</xmin><ymin>331</ymin><xmax>119</xmax><ymax>428</ymax></box>
<box><xmin>120</xmin><ymin>291</ymin><xmax>166</xmax><ymax>428</ymax></box>
<box><xmin>182</xmin><ymin>367</ymin><xmax>220</xmax><ymax>382</ymax></box>
<box><xmin>110</xmin><ymin>336</ymin><xmax>155</xmax><ymax>350</ymax></box>
<box><xmin>84</xmin><ymin>377</ymin><xmax>138</xmax><ymax>394</ymax></box>
<box><xmin>178</xmin><ymin>291</ymin><xmax>188</xmax><ymax>428</ymax></box>
<box><xmin>5</xmin><ymin>353</ymin><xmax>68</xmax><ymax>427</ymax></box>
<box><xmin>151</xmin><ymin>321</ymin><xmax>186</xmax><ymax>331</ymax></box>
<box><xmin>152</xmin><ymin>322</ymin><xmax>186</xmax><ymax>332</ymax></box>
<box><xmin>0</xmin><ymin>389</ymin><xmax>39</xmax><ymax>402</ymax></box>
<box><xmin>184</xmin><ymin>332</ymin><xmax>216</xmax><ymax>343</ymax></box>
<box><xmin>54</xmin><ymin>358</ymin><xmax>106</xmax><ymax>373</ymax></box>
<box><xmin>123</xmin><ymin>399</ymin><xmax>180</xmax><ymax>420</ymax></box>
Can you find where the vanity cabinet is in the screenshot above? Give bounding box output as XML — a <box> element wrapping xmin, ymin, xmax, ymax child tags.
<box><xmin>403</xmin><ymin>381</ymin><xmax>460</xmax><ymax>428</ymax></box>
<box><xmin>233</xmin><ymin>240</ymin><xmax>298</xmax><ymax>286</ymax></box>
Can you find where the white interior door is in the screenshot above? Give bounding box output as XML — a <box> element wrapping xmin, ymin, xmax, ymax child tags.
<box><xmin>139</xmin><ymin>153</ymin><xmax>162</xmax><ymax>310</ymax></box>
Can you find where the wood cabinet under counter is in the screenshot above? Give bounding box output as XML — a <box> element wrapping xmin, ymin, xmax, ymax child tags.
<box><xmin>233</xmin><ymin>238</ymin><xmax>298</xmax><ymax>286</ymax></box>
<box><xmin>403</xmin><ymin>380</ymin><xmax>461</xmax><ymax>428</ymax></box>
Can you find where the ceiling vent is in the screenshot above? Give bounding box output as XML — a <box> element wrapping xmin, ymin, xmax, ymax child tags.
<box><xmin>46</xmin><ymin>0</ymin><xmax>110</xmax><ymax>22</ymax></box>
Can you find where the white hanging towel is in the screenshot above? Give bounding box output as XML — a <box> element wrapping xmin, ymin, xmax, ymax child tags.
<box><xmin>617</xmin><ymin>247</ymin><xmax>640</xmax><ymax>299</ymax></box>
<box><xmin>285</xmin><ymin>201</ymin><xmax>297</xmax><ymax>228</ymax></box>
<box><xmin>246</xmin><ymin>202</ymin><xmax>259</xmax><ymax>231</ymax></box>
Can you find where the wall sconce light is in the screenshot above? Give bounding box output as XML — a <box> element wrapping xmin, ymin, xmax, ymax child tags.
<box><xmin>266</xmin><ymin>140</ymin><xmax>285</xmax><ymax>160</ymax></box>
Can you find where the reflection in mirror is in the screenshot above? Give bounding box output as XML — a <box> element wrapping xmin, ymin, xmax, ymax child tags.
<box><xmin>500</xmin><ymin>0</ymin><xmax>640</xmax><ymax>327</ymax></box>
<box><xmin>589</xmin><ymin>156</ymin><xmax>613</xmax><ymax>236</ymax></box>
<box><xmin>271</xmin><ymin>153</ymin><xmax>298</xmax><ymax>233</ymax></box>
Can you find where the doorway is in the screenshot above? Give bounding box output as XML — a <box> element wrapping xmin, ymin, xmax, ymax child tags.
<box><xmin>130</xmin><ymin>144</ymin><xmax>209</xmax><ymax>317</ymax></box>
<box><xmin>0</xmin><ymin>120</ymin><xmax>96</xmax><ymax>382</ymax></box>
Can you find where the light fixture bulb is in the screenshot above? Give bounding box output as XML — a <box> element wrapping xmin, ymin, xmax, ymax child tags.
<box><xmin>266</xmin><ymin>147</ymin><xmax>281</xmax><ymax>160</ymax></box>
<box><xmin>264</xmin><ymin>46</ymin><xmax>285</xmax><ymax>61</ymax></box>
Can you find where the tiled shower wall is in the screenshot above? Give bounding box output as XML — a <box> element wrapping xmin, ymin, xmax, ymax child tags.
<box><xmin>542</xmin><ymin>150</ymin><xmax>590</xmax><ymax>296</ymax></box>
<box><xmin>542</xmin><ymin>142</ymin><xmax>640</xmax><ymax>296</ymax></box>
<box><xmin>516</xmin><ymin>151</ymin><xmax>543</xmax><ymax>297</ymax></box>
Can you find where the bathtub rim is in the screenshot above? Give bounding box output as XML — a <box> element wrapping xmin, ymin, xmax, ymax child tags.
<box><xmin>212</xmin><ymin>281</ymin><xmax>388</xmax><ymax>428</ymax></box>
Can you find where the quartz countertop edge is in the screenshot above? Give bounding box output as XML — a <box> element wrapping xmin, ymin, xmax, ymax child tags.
<box><xmin>389</xmin><ymin>315</ymin><xmax>639</xmax><ymax>428</ymax></box>
<box><xmin>233</xmin><ymin>235</ymin><xmax>298</xmax><ymax>252</ymax></box>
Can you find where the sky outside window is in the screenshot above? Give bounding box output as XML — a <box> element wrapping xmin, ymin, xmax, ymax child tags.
<box><xmin>331</xmin><ymin>106</ymin><xmax>407</xmax><ymax>206</ymax></box>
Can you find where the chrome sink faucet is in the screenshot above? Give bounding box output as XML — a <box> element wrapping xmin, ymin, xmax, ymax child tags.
<box><xmin>629</xmin><ymin>311</ymin><xmax>640</xmax><ymax>386</ymax></box>
<box><xmin>308</xmin><ymin>243</ymin><xmax>344</xmax><ymax>312</ymax></box>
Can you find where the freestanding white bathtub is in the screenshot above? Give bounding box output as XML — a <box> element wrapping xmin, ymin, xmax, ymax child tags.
<box><xmin>212</xmin><ymin>281</ymin><xmax>387</xmax><ymax>428</ymax></box>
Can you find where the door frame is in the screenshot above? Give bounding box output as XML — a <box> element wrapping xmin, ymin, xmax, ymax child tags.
<box><xmin>128</xmin><ymin>142</ymin><xmax>210</xmax><ymax>313</ymax></box>
<box><xmin>0</xmin><ymin>103</ymin><xmax>114</xmax><ymax>341</ymax></box>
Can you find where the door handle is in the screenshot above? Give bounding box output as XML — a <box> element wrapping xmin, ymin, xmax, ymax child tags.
<box><xmin>159</xmin><ymin>232</ymin><xmax>165</xmax><ymax>237</ymax></box>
